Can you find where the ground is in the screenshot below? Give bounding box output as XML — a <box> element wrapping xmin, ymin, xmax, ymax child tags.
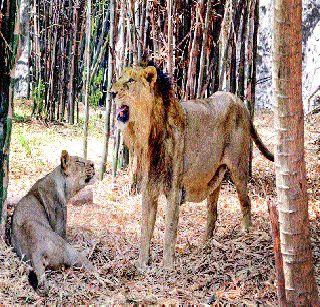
<box><xmin>0</xmin><ymin>101</ymin><xmax>320</xmax><ymax>304</ymax></box>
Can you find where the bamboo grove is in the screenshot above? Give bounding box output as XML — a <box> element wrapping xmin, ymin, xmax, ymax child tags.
<box><xmin>30</xmin><ymin>0</ymin><xmax>109</xmax><ymax>123</ymax></box>
<box><xmin>15</xmin><ymin>0</ymin><xmax>260</xmax><ymax>179</ymax></box>
<box><xmin>27</xmin><ymin>0</ymin><xmax>259</xmax><ymax>117</ymax></box>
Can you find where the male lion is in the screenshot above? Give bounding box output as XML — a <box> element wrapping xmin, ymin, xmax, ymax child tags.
<box><xmin>10</xmin><ymin>150</ymin><xmax>95</xmax><ymax>293</ymax></box>
<box><xmin>111</xmin><ymin>66</ymin><xmax>274</xmax><ymax>270</ymax></box>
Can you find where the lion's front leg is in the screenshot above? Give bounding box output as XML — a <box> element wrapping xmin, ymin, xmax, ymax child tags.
<box><xmin>138</xmin><ymin>187</ymin><xmax>158</xmax><ymax>271</ymax></box>
<box><xmin>163</xmin><ymin>128</ymin><xmax>185</xmax><ymax>269</ymax></box>
<box><xmin>163</xmin><ymin>189</ymin><xmax>181</xmax><ymax>269</ymax></box>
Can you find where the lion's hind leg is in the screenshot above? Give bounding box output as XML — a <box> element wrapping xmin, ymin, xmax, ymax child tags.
<box><xmin>206</xmin><ymin>183</ymin><xmax>222</xmax><ymax>241</ymax></box>
<box><xmin>205</xmin><ymin>165</ymin><xmax>226</xmax><ymax>240</ymax></box>
<box><xmin>228</xmin><ymin>161</ymin><xmax>252</xmax><ymax>232</ymax></box>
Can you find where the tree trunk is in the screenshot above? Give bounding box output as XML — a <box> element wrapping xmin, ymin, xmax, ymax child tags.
<box><xmin>83</xmin><ymin>0</ymin><xmax>92</xmax><ymax>159</ymax></box>
<box><xmin>237</xmin><ymin>0</ymin><xmax>248</xmax><ymax>100</ymax></box>
<box><xmin>14</xmin><ymin>0</ymin><xmax>30</xmax><ymax>99</ymax></box>
<box><xmin>273</xmin><ymin>0</ymin><xmax>319</xmax><ymax>304</ymax></box>
<box><xmin>246</xmin><ymin>0</ymin><xmax>258</xmax><ymax>118</ymax></box>
<box><xmin>268</xmin><ymin>200</ymin><xmax>287</xmax><ymax>306</ymax></box>
<box><xmin>99</xmin><ymin>0</ymin><xmax>115</xmax><ymax>180</ymax></box>
<box><xmin>0</xmin><ymin>0</ymin><xmax>20</xmax><ymax>229</ymax></box>
<box><xmin>197</xmin><ymin>0</ymin><xmax>211</xmax><ymax>99</ymax></box>
<box><xmin>186</xmin><ymin>0</ymin><xmax>203</xmax><ymax>99</ymax></box>
<box><xmin>112</xmin><ymin>128</ymin><xmax>121</xmax><ymax>179</ymax></box>
<box><xmin>67</xmin><ymin>2</ymin><xmax>79</xmax><ymax>125</ymax></box>
<box><xmin>167</xmin><ymin>0</ymin><xmax>173</xmax><ymax>77</ymax></box>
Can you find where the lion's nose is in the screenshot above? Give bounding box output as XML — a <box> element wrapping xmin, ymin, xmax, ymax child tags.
<box><xmin>110</xmin><ymin>91</ymin><xmax>117</xmax><ymax>99</ymax></box>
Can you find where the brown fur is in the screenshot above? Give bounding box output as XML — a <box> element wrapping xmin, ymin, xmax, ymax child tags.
<box><xmin>111</xmin><ymin>66</ymin><xmax>274</xmax><ymax>270</ymax></box>
<box><xmin>11</xmin><ymin>150</ymin><xmax>95</xmax><ymax>294</ymax></box>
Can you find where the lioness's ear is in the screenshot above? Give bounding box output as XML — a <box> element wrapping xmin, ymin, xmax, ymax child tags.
<box><xmin>142</xmin><ymin>66</ymin><xmax>157</xmax><ymax>88</ymax></box>
<box><xmin>61</xmin><ymin>150</ymin><xmax>70</xmax><ymax>170</ymax></box>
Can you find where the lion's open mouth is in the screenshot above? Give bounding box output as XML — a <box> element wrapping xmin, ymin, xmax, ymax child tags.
<box><xmin>116</xmin><ymin>105</ymin><xmax>129</xmax><ymax>123</ymax></box>
<box><xmin>85</xmin><ymin>170</ymin><xmax>95</xmax><ymax>183</ymax></box>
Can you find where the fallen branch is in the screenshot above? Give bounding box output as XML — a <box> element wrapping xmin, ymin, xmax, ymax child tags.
<box><xmin>267</xmin><ymin>200</ymin><xmax>287</xmax><ymax>306</ymax></box>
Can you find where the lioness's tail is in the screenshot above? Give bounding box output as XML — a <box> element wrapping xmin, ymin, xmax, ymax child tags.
<box><xmin>250</xmin><ymin>122</ymin><xmax>274</xmax><ymax>162</ymax></box>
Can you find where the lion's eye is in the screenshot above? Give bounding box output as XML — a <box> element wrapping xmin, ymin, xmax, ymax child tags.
<box><xmin>127</xmin><ymin>78</ymin><xmax>135</xmax><ymax>83</ymax></box>
<box><xmin>76</xmin><ymin>160</ymin><xmax>85</xmax><ymax>166</ymax></box>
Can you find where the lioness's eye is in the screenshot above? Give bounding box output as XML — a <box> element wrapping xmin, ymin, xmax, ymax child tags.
<box><xmin>76</xmin><ymin>160</ymin><xmax>85</xmax><ymax>166</ymax></box>
<box><xmin>128</xmin><ymin>78</ymin><xmax>135</xmax><ymax>83</ymax></box>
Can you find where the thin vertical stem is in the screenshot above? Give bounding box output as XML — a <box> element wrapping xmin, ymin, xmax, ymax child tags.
<box><xmin>83</xmin><ymin>0</ymin><xmax>91</xmax><ymax>159</ymax></box>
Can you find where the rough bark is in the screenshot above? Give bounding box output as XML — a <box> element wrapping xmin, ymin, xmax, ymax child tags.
<box><xmin>0</xmin><ymin>0</ymin><xmax>20</xmax><ymax>229</ymax></box>
<box><xmin>273</xmin><ymin>0</ymin><xmax>319</xmax><ymax>304</ymax></box>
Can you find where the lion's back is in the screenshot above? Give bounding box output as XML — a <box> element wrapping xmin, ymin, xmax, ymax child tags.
<box><xmin>182</xmin><ymin>91</ymin><xmax>242</xmax><ymax>119</ymax></box>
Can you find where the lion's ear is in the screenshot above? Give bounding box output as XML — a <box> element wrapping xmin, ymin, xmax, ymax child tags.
<box><xmin>61</xmin><ymin>150</ymin><xmax>70</xmax><ymax>170</ymax></box>
<box><xmin>142</xmin><ymin>66</ymin><xmax>157</xmax><ymax>88</ymax></box>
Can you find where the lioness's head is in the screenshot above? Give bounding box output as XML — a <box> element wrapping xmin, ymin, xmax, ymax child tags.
<box><xmin>60</xmin><ymin>150</ymin><xmax>95</xmax><ymax>198</ymax></box>
<box><xmin>110</xmin><ymin>66</ymin><xmax>158</xmax><ymax>129</ymax></box>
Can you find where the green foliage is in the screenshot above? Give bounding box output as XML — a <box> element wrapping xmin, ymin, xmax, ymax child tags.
<box><xmin>14</xmin><ymin>126</ymin><xmax>44</xmax><ymax>157</ymax></box>
<box><xmin>31</xmin><ymin>80</ymin><xmax>46</xmax><ymax>117</ymax></box>
<box><xmin>13</xmin><ymin>103</ymin><xmax>30</xmax><ymax>123</ymax></box>
<box><xmin>89</xmin><ymin>68</ymin><xmax>103</xmax><ymax>107</ymax></box>
<box><xmin>77</xmin><ymin>111</ymin><xmax>104</xmax><ymax>136</ymax></box>
<box><xmin>18</xmin><ymin>133</ymin><xmax>32</xmax><ymax>157</ymax></box>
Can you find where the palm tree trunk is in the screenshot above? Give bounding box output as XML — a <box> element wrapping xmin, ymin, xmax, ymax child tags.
<box><xmin>273</xmin><ymin>0</ymin><xmax>319</xmax><ymax>304</ymax></box>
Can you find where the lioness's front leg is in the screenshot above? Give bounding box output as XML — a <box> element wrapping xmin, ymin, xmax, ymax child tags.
<box><xmin>55</xmin><ymin>205</ymin><xmax>67</xmax><ymax>238</ymax></box>
<box><xmin>30</xmin><ymin>253</ymin><xmax>48</xmax><ymax>295</ymax></box>
<box><xmin>138</xmin><ymin>187</ymin><xmax>158</xmax><ymax>270</ymax></box>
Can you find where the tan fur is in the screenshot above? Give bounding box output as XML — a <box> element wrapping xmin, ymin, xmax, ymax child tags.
<box><xmin>11</xmin><ymin>150</ymin><xmax>95</xmax><ymax>293</ymax></box>
<box><xmin>111</xmin><ymin>66</ymin><xmax>273</xmax><ymax>270</ymax></box>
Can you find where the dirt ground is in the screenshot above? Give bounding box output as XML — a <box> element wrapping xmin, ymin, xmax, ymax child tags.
<box><xmin>1</xmin><ymin>102</ymin><xmax>320</xmax><ymax>304</ymax></box>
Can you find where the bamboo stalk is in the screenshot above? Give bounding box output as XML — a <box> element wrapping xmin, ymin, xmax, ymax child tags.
<box><xmin>83</xmin><ymin>0</ymin><xmax>92</xmax><ymax>159</ymax></box>
<box><xmin>99</xmin><ymin>0</ymin><xmax>115</xmax><ymax>180</ymax></box>
<box><xmin>197</xmin><ymin>0</ymin><xmax>211</xmax><ymax>98</ymax></box>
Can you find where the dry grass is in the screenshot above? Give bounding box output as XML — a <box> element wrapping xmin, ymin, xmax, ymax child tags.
<box><xmin>1</xmin><ymin>106</ymin><xmax>320</xmax><ymax>304</ymax></box>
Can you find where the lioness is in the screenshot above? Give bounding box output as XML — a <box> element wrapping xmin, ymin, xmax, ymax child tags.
<box><xmin>111</xmin><ymin>65</ymin><xmax>274</xmax><ymax>270</ymax></box>
<box><xmin>11</xmin><ymin>150</ymin><xmax>95</xmax><ymax>293</ymax></box>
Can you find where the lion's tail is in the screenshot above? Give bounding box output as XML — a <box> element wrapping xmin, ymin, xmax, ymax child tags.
<box><xmin>28</xmin><ymin>271</ymin><xmax>39</xmax><ymax>290</ymax></box>
<box><xmin>250</xmin><ymin>122</ymin><xmax>274</xmax><ymax>162</ymax></box>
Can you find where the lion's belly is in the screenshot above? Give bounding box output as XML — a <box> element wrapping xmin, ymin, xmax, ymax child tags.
<box><xmin>181</xmin><ymin>100</ymin><xmax>226</xmax><ymax>203</ymax></box>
